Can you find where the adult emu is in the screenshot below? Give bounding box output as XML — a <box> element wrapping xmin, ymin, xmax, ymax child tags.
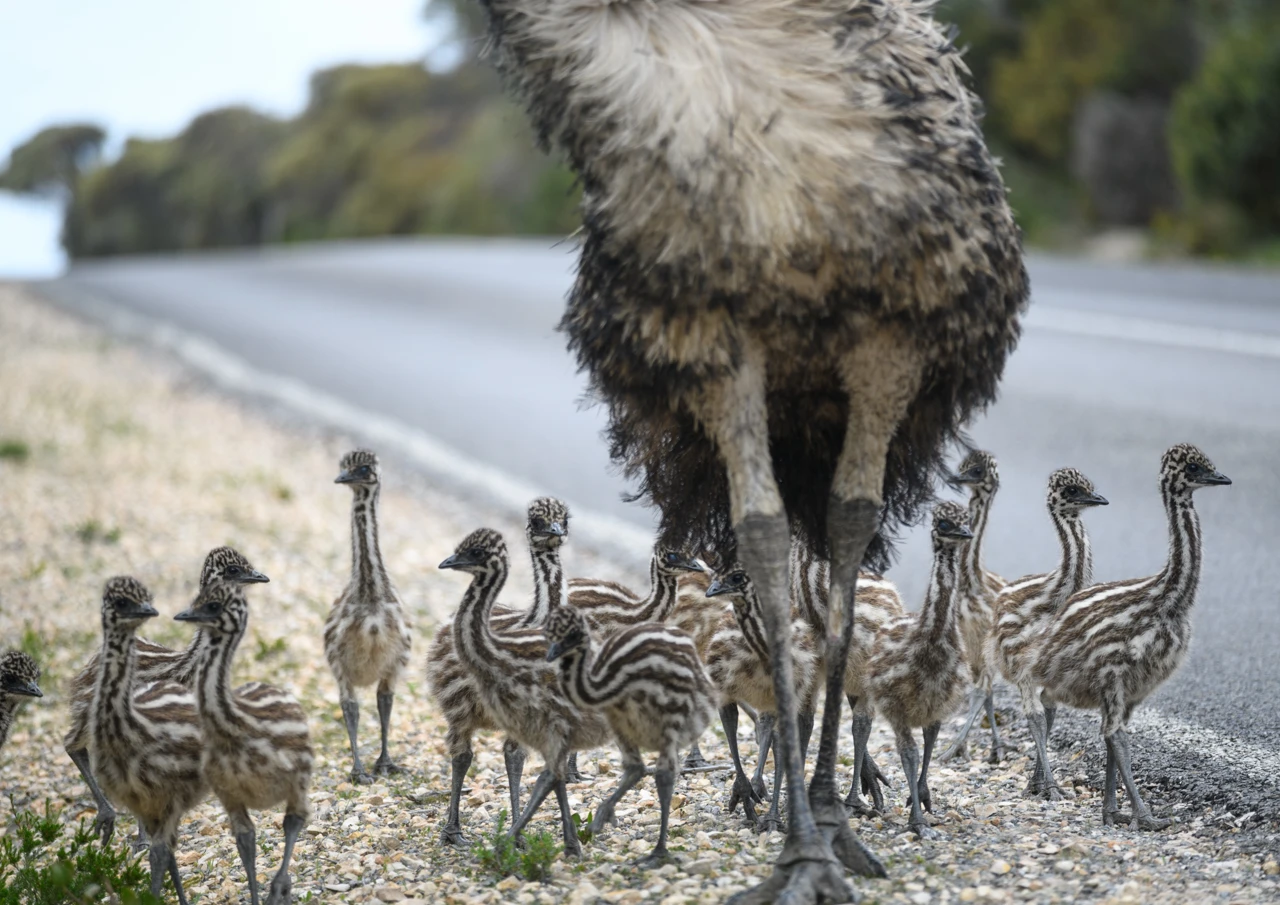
<box><xmin>475</xmin><ymin>0</ymin><xmax>1028</xmax><ymax>900</ymax></box>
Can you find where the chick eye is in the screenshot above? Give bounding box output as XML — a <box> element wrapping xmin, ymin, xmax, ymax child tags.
<box><xmin>665</xmin><ymin>553</ymin><xmax>680</xmax><ymax>564</ymax></box>
<box><xmin>1187</xmin><ymin>462</ymin><xmax>1202</xmax><ymax>474</ymax></box>
<box><xmin>226</xmin><ymin>567</ymin><xmax>240</xmax><ymax>576</ymax></box>
<box><xmin>469</xmin><ymin>547</ymin><xmax>485</xmax><ymax>559</ymax></box>
<box><xmin>939</xmin><ymin>520</ymin><xmax>954</xmax><ymax>532</ymax></box>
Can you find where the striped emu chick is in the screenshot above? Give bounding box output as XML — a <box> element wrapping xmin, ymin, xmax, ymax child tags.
<box><xmin>1034</xmin><ymin>444</ymin><xmax>1230</xmax><ymax>831</ymax></box>
<box><xmin>88</xmin><ymin>577</ymin><xmax>206</xmax><ymax>905</ymax></box>
<box><xmin>787</xmin><ymin>542</ymin><xmax>904</xmax><ymax>816</ymax></box>
<box><xmin>545</xmin><ymin>606</ymin><xmax>715</xmax><ymax>865</ymax></box>
<box><xmin>989</xmin><ymin>468</ymin><xmax>1108</xmax><ymax>799</ymax></box>
<box><xmin>65</xmin><ymin>545</ymin><xmax>268</xmax><ymax>842</ymax></box>
<box><xmin>704</xmin><ymin>566</ymin><xmax>822</xmax><ymax>833</ymax></box>
<box><xmin>940</xmin><ymin>450</ymin><xmax>1009</xmax><ymax>764</ymax></box>
<box><xmin>426</xmin><ymin>497</ymin><xmax>569</xmax><ymax>845</ymax></box>
<box><xmin>668</xmin><ymin>566</ymin><xmax>728</xmax><ymax>768</ymax></box>
<box><xmin>175</xmin><ymin>581</ymin><xmax>313</xmax><ymax>905</ymax></box>
<box><xmin>326</xmin><ymin>450</ymin><xmax>413</xmax><ymax>783</ymax></box>
<box><xmin>865</xmin><ymin>503</ymin><xmax>972</xmax><ymax>839</ymax></box>
<box><xmin>438</xmin><ymin>528</ymin><xmax>610</xmax><ymax>858</ymax></box>
<box><xmin>0</xmin><ymin>650</ymin><xmax>43</xmax><ymax>752</ymax></box>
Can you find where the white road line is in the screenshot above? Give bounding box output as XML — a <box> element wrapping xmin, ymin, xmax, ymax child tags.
<box><xmin>39</xmin><ymin>283</ymin><xmax>656</xmax><ymax>568</ymax></box>
<box><xmin>1028</xmin><ymin>304</ymin><xmax>1280</xmax><ymax>360</ymax></box>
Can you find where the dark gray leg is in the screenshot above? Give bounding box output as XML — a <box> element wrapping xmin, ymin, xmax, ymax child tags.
<box><xmin>510</xmin><ymin>769</ymin><xmax>557</xmax><ymax>840</ymax></box>
<box><xmin>845</xmin><ymin>709</ymin><xmax>881</xmax><ymax>815</ymax></box>
<box><xmin>552</xmin><ymin>776</ymin><xmax>582</xmax><ymax>859</ymax></box>
<box><xmin>133</xmin><ymin>823</ymin><xmax>149</xmax><ymax>853</ymax></box>
<box><xmin>341</xmin><ymin>698</ymin><xmax>373</xmax><ymax>784</ymax></box>
<box><xmin>1111</xmin><ymin>730</ymin><xmax>1171</xmax><ymax>832</ymax></box>
<box><xmin>798</xmin><ymin>710</ymin><xmax>815</xmax><ymax>761</ymax></box>
<box><xmin>758</xmin><ymin>729</ymin><xmax>786</xmax><ymax>834</ymax></box>
<box><xmin>68</xmin><ymin>746</ymin><xmax>118</xmax><ymax>843</ymax></box>
<box><xmin>751</xmin><ymin>712</ymin><xmax>776</xmax><ymax>801</ymax></box>
<box><xmin>564</xmin><ymin>751</ymin><xmax>587</xmax><ymax>784</ymax></box>
<box><xmin>235</xmin><ymin>826</ymin><xmax>261</xmax><ymax>905</ymax></box>
<box><xmin>897</xmin><ymin>731</ymin><xmax>935</xmax><ymax>840</ymax></box>
<box><xmin>166</xmin><ymin>847</ymin><xmax>191</xmax><ymax>905</ymax></box>
<box><xmin>590</xmin><ymin>760</ymin><xmax>647</xmax><ymax>833</ymax></box>
<box><xmin>940</xmin><ymin>688</ymin><xmax>984</xmax><ymax>762</ymax></box>
<box><xmin>266</xmin><ymin>812</ymin><xmax>304</xmax><ymax>905</ymax></box>
<box><xmin>985</xmin><ymin>691</ymin><xmax>1004</xmax><ymax>764</ymax></box>
<box><xmin>721</xmin><ymin>704</ymin><xmax>761</xmax><ymax>821</ymax></box>
<box><xmin>372</xmin><ymin>690</ymin><xmax>404</xmax><ymax>775</ymax></box>
<box><xmin>1102</xmin><ymin>735</ymin><xmax>1125</xmax><ymax>826</ymax></box>
<box><xmin>683</xmin><ymin>740</ymin><xmax>710</xmax><ymax>770</ymax></box>
<box><xmin>1024</xmin><ymin>709</ymin><xmax>1063</xmax><ymax>801</ymax></box>
<box><xmin>149</xmin><ymin>840</ymin><xmax>176</xmax><ymax>903</ymax></box>
<box><xmin>502</xmin><ymin>739</ymin><xmax>525</xmax><ymax>819</ymax></box>
<box><xmin>1044</xmin><ymin>701</ymin><xmax>1058</xmax><ymax>739</ymax></box>
<box><xmin>805</xmin><ymin>500</ymin><xmax>888</xmax><ymax>878</ymax></box>
<box><xmin>915</xmin><ymin>722</ymin><xmax>940</xmax><ymax>814</ymax></box>
<box><xmin>442</xmin><ymin>746</ymin><xmax>472</xmax><ymax>846</ymax></box>
<box><xmin>636</xmin><ymin>768</ymin><xmax>675</xmax><ymax>867</ymax></box>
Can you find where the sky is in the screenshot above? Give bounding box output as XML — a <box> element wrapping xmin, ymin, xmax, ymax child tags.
<box><xmin>0</xmin><ymin>0</ymin><xmax>436</xmax><ymax>277</ymax></box>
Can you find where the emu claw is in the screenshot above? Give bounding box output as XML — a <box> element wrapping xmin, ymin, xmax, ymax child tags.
<box><xmin>372</xmin><ymin>758</ymin><xmax>405</xmax><ymax>777</ymax></box>
<box><xmin>813</xmin><ymin>794</ymin><xmax>887</xmax><ymax>878</ymax></box>
<box><xmin>751</xmin><ymin>778</ymin><xmax>768</xmax><ymax>802</ymax></box>
<box><xmin>1102</xmin><ymin>808</ymin><xmax>1130</xmax><ymax>827</ymax></box>
<box><xmin>563</xmin><ymin>769</ymin><xmax>588</xmax><ymax>784</ymax></box>
<box><xmin>92</xmin><ymin>810</ymin><xmax>117</xmax><ymax>845</ymax></box>
<box><xmin>1132</xmin><ymin>813</ymin><xmax>1172</xmax><ymax>832</ymax></box>
<box><xmin>755</xmin><ymin>813</ymin><xmax>784</xmax><ymax>835</ymax></box>
<box><xmin>441</xmin><ymin>825</ymin><xmax>470</xmax><ymax>848</ymax></box>
<box><xmin>726</xmin><ymin>838</ymin><xmax>856</xmax><ymax>905</ymax></box>
<box><xmin>682</xmin><ymin>749</ymin><xmax>710</xmax><ymax>770</ymax></box>
<box><xmin>266</xmin><ymin>873</ymin><xmax>292</xmax><ymax>905</ymax></box>
<box><xmin>727</xmin><ymin>774</ymin><xmax>762</xmax><ymax>822</ymax></box>
<box><xmin>909</xmin><ymin>822</ymin><xmax>941</xmax><ymax>840</ymax></box>
<box><xmin>1023</xmin><ymin>778</ymin><xmax>1063</xmax><ymax>801</ymax></box>
<box><xmin>987</xmin><ymin>743</ymin><xmax>1004</xmax><ymax>765</ymax></box>
<box><xmin>632</xmin><ymin>848</ymin><xmax>671</xmax><ymax>869</ymax></box>
<box><xmin>842</xmin><ymin>791</ymin><xmax>880</xmax><ymax>818</ymax></box>
<box><xmin>909</xmin><ymin>783</ymin><xmax>933</xmax><ymax>814</ymax></box>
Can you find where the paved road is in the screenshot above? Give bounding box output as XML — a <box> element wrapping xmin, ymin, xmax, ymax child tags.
<box><xmin>39</xmin><ymin>238</ymin><xmax>1280</xmax><ymax>820</ymax></box>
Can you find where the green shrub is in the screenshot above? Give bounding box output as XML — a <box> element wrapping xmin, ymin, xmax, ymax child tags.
<box><xmin>0</xmin><ymin>799</ymin><xmax>162</xmax><ymax>905</ymax></box>
<box><xmin>1169</xmin><ymin>17</ymin><xmax>1280</xmax><ymax>233</ymax></box>
<box><xmin>472</xmin><ymin>810</ymin><xmax>563</xmax><ymax>883</ymax></box>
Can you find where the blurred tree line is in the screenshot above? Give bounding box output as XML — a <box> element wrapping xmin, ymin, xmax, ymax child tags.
<box><xmin>2</xmin><ymin>0</ymin><xmax>1276</xmax><ymax>260</ymax></box>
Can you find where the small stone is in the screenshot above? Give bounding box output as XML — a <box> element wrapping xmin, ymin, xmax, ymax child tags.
<box><xmin>1265</xmin><ymin>861</ymin><xmax>1280</xmax><ymax>876</ymax></box>
<box><xmin>974</xmin><ymin>803</ymin><xmax>998</xmax><ymax>819</ymax></box>
<box><xmin>325</xmin><ymin>884</ymin><xmax>352</xmax><ymax>893</ymax></box>
<box><xmin>1053</xmin><ymin>860</ymin><xmax>1074</xmax><ymax>873</ymax></box>
<box><xmin>958</xmin><ymin>891</ymin><xmax>978</xmax><ymax>903</ymax></box>
<box><xmin>567</xmin><ymin>881</ymin><xmax>600</xmax><ymax>905</ymax></box>
<box><xmin>688</xmin><ymin>859</ymin><xmax>717</xmax><ymax>876</ymax></box>
<box><xmin>376</xmin><ymin>888</ymin><xmax>406</xmax><ymax>903</ymax></box>
<box><xmin>990</xmin><ymin>860</ymin><xmax>1012</xmax><ymax>875</ymax></box>
<box><xmin>909</xmin><ymin>893</ymin><xmax>931</xmax><ymax>905</ymax></box>
<box><xmin>497</xmin><ymin>877</ymin><xmax>522</xmax><ymax>892</ymax></box>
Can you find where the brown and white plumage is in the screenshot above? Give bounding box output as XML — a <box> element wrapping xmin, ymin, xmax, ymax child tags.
<box><xmin>988</xmin><ymin>467</ymin><xmax>1108</xmax><ymax>799</ymax></box>
<box><xmin>176</xmin><ymin>580</ymin><xmax>313</xmax><ymax>905</ymax></box>
<box><xmin>325</xmin><ymin>449</ymin><xmax>413</xmax><ymax>783</ymax></box>
<box><xmin>545</xmin><ymin>606</ymin><xmax>715</xmax><ymax>864</ymax></box>
<box><xmin>1033</xmin><ymin>444</ymin><xmax>1230</xmax><ymax>831</ymax></box>
<box><xmin>865</xmin><ymin>503</ymin><xmax>972</xmax><ymax>838</ymax></box>
<box><xmin>65</xmin><ymin>545</ymin><xmax>268</xmax><ymax>842</ymax></box>
<box><xmin>425</xmin><ymin>497</ymin><xmax>570</xmax><ymax>845</ymax></box>
<box><xmin>88</xmin><ymin>577</ymin><xmax>206</xmax><ymax>905</ymax></box>
<box><xmin>0</xmin><ymin>650</ymin><xmax>42</xmax><ymax>752</ymax></box>
<box><xmin>438</xmin><ymin>528</ymin><xmax>610</xmax><ymax>859</ymax></box>
<box><xmin>940</xmin><ymin>450</ymin><xmax>1008</xmax><ymax>764</ymax></box>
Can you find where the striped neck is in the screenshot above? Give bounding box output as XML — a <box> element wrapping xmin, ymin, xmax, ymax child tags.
<box><xmin>1046</xmin><ymin>509</ymin><xmax>1092</xmax><ymax>608</ymax></box>
<box><xmin>918</xmin><ymin>544</ymin><xmax>963</xmax><ymax>644</ymax></box>
<box><xmin>520</xmin><ymin>542</ymin><xmax>565</xmax><ymax>628</ymax></box>
<box><xmin>789</xmin><ymin>543</ymin><xmax>828</xmax><ymax>633</ymax></box>
<box><xmin>555</xmin><ymin>641</ymin><xmax>604</xmax><ymax>710</ymax></box>
<box><xmin>454</xmin><ymin>562</ymin><xmax>512</xmax><ymax>678</ymax></box>
<box><xmin>93</xmin><ymin>621</ymin><xmax>144</xmax><ymax>739</ymax></box>
<box><xmin>349</xmin><ymin>483</ymin><xmax>391</xmax><ymax>600</ymax></box>
<box><xmin>190</xmin><ymin>620</ymin><xmax>249</xmax><ymax>739</ymax></box>
<box><xmin>631</xmin><ymin>556</ymin><xmax>681</xmax><ymax>622</ymax></box>
<box><xmin>732</xmin><ymin>591</ymin><xmax>773</xmax><ymax>665</ymax></box>
<box><xmin>1153</xmin><ymin>485</ymin><xmax>1202</xmax><ymax>617</ymax></box>
<box><xmin>962</xmin><ymin>488</ymin><xmax>995</xmax><ymax>594</ymax></box>
<box><xmin>0</xmin><ymin>696</ymin><xmax>22</xmax><ymax>749</ymax></box>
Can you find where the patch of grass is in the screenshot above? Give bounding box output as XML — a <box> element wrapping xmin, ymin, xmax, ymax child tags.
<box><xmin>571</xmin><ymin>811</ymin><xmax>593</xmax><ymax>845</ymax></box>
<box><xmin>74</xmin><ymin>520</ymin><xmax>121</xmax><ymax>545</ymax></box>
<box><xmin>0</xmin><ymin>439</ymin><xmax>30</xmax><ymax>463</ymax></box>
<box><xmin>274</xmin><ymin>484</ymin><xmax>294</xmax><ymax>502</ymax></box>
<box><xmin>472</xmin><ymin>810</ymin><xmax>521</xmax><ymax>880</ymax></box>
<box><xmin>0</xmin><ymin>797</ymin><xmax>162</xmax><ymax>905</ymax></box>
<box><xmin>24</xmin><ymin>560</ymin><xmax>47</xmax><ymax>580</ymax></box>
<box><xmin>253</xmin><ymin>637</ymin><xmax>287</xmax><ymax>662</ymax></box>
<box><xmin>519</xmin><ymin>830</ymin><xmax>561</xmax><ymax>883</ymax></box>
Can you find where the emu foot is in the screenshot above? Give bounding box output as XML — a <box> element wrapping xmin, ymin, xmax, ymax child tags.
<box><xmin>1130</xmin><ymin>812</ymin><xmax>1172</xmax><ymax>832</ymax></box>
<box><xmin>682</xmin><ymin>748</ymin><xmax>710</xmax><ymax>770</ymax></box>
<box><xmin>727</xmin><ymin>774</ymin><xmax>762</xmax><ymax>822</ymax></box>
<box><xmin>756</xmin><ymin>812</ymin><xmax>785</xmax><ymax>835</ymax></box>
<box><xmin>632</xmin><ymin>847</ymin><xmax>672</xmax><ymax>869</ymax></box>
<box><xmin>908</xmin><ymin>782</ymin><xmax>933</xmax><ymax>814</ymax></box>
<box><xmin>752</xmin><ymin>777</ymin><xmax>768</xmax><ymax>802</ymax></box>
<box><xmin>1102</xmin><ymin>808</ymin><xmax>1131</xmax><ymax>827</ymax></box>
<box><xmin>265</xmin><ymin>872</ymin><xmax>292</xmax><ymax>905</ymax></box>
<box><xmin>350</xmin><ymin>768</ymin><xmax>375</xmax><ymax>786</ymax></box>
<box><xmin>987</xmin><ymin>742</ymin><xmax>1004</xmax><ymax>765</ymax></box>
<box><xmin>727</xmin><ymin>835</ymin><xmax>855</xmax><ymax>905</ymax></box>
<box><xmin>814</xmin><ymin>794</ymin><xmax>888</xmax><ymax>878</ymax></box>
<box><xmin>842</xmin><ymin>789</ymin><xmax>880</xmax><ymax>819</ymax></box>
<box><xmin>909</xmin><ymin>820</ymin><xmax>940</xmax><ymax>841</ymax></box>
<box><xmin>561</xmin><ymin>832</ymin><xmax>583</xmax><ymax>859</ymax></box>
<box><xmin>564</xmin><ymin>768</ymin><xmax>588</xmax><ymax>784</ymax></box>
<box><xmin>129</xmin><ymin>827</ymin><xmax>150</xmax><ymax>854</ymax></box>
<box><xmin>1022</xmin><ymin>777</ymin><xmax>1063</xmax><ymax>801</ymax></box>
<box><xmin>440</xmin><ymin>824</ymin><xmax>470</xmax><ymax>848</ymax></box>
<box><xmin>372</xmin><ymin>757</ymin><xmax>405</xmax><ymax>777</ymax></box>
<box><xmin>860</xmin><ymin>757</ymin><xmax>891</xmax><ymax>812</ymax></box>
<box><xmin>92</xmin><ymin>807</ymin><xmax>117</xmax><ymax>844</ymax></box>
<box><xmin>589</xmin><ymin>807</ymin><xmax>618</xmax><ymax>836</ymax></box>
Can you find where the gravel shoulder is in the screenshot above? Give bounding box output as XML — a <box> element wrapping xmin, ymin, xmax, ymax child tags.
<box><xmin>0</xmin><ymin>284</ymin><xmax>1276</xmax><ymax>905</ymax></box>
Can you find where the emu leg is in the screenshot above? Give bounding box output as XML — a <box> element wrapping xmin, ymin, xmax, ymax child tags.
<box><xmin>552</xmin><ymin>776</ymin><xmax>583</xmax><ymax>859</ymax></box>
<box><xmin>807</xmin><ymin>498</ymin><xmax>888</xmax><ymax>879</ymax></box>
<box><xmin>510</xmin><ymin>768</ymin><xmax>557</xmax><ymax>841</ymax></box>
<box><xmin>266</xmin><ymin>811</ymin><xmax>304</xmax><ymax>905</ymax></box>
<box><xmin>166</xmin><ymin>846</ymin><xmax>191</xmax><ymax>905</ymax></box>
<box><xmin>1111</xmin><ymin>729</ymin><xmax>1170</xmax><ymax>832</ymax></box>
<box><xmin>940</xmin><ymin>687</ymin><xmax>985</xmax><ymax>762</ymax></box>
<box><xmin>149</xmin><ymin>838</ymin><xmax>186</xmax><ymax>905</ymax></box>
<box><xmin>442</xmin><ymin>743</ymin><xmax>473</xmax><ymax>846</ymax></box>
<box><xmin>564</xmin><ymin>751</ymin><xmax>587</xmax><ymax>784</ymax></box>
<box><xmin>751</xmin><ymin>712</ymin><xmax>776</xmax><ymax>801</ymax></box>
<box><xmin>914</xmin><ymin>721</ymin><xmax>940</xmax><ymax>815</ymax></box>
<box><xmin>758</xmin><ymin>726</ymin><xmax>786</xmax><ymax>834</ymax></box>
<box><xmin>231</xmin><ymin>809</ymin><xmax>260</xmax><ymax>905</ymax></box>
<box><xmin>68</xmin><ymin>746</ymin><xmax>119</xmax><ymax>844</ymax></box>
<box><xmin>845</xmin><ymin>708</ymin><xmax>881</xmax><ymax>816</ymax></box>
<box><xmin>502</xmin><ymin>738</ymin><xmax>526</xmax><ymax>820</ymax></box>
<box><xmin>591</xmin><ymin>758</ymin><xmax>647</xmax><ymax>833</ymax></box>
<box><xmin>683</xmin><ymin>740</ymin><xmax>710</xmax><ymax>770</ymax></box>
<box><xmin>636</xmin><ymin>767</ymin><xmax>676</xmax><ymax>867</ymax></box>
<box><xmin>985</xmin><ymin>689</ymin><xmax>1005</xmax><ymax>764</ymax></box>
<box><xmin>372</xmin><ymin>688</ymin><xmax>404</xmax><ymax>775</ymax></box>
<box><xmin>1101</xmin><ymin>736</ymin><xmax>1129</xmax><ymax>826</ymax></box>
<box><xmin>341</xmin><ymin>698</ymin><xmax>373</xmax><ymax>785</ymax></box>
<box><xmin>721</xmin><ymin>704</ymin><xmax>761</xmax><ymax>822</ymax></box>
<box><xmin>897</xmin><ymin>730</ymin><xmax>936</xmax><ymax>840</ymax></box>
<box><xmin>1020</xmin><ymin>684</ymin><xmax>1062</xmax><ymax>801</ymax></box>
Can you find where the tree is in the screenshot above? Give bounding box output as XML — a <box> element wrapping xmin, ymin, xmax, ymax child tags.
<box><xmin>0</xmin><ymin>123</ymin><xmax>105</xmax><ymax>197</ymax></box>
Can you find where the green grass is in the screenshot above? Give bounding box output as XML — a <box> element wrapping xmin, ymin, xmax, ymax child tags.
<box><xmin>0</xmin><ymin>798</ymin><xmax>162</xmax><ymax>905</ymax></box>
<box><xmin>0</xmin><ymin>440</ymin><xmax>30</xmax><ymax>463</ymax></box>
<box><xmin>472</xmin><ymin>810</ymin><xmax>563</xmax><ymax>883</ymax></box>
<box><xmin>73</xmin><ymin>520</ymin><xmax>121</xmax><ymax>545</ymax></box>
<box><xmin>253</xmin><ymin>637</ymin><xmax>287</xmax><ymax>662</ymax></box>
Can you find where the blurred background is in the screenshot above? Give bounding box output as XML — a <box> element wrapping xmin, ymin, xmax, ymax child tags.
<box><xmin>2</xmin><ymin>0</ymin><xmax>1278</xmax><ymax>277</ymax></box>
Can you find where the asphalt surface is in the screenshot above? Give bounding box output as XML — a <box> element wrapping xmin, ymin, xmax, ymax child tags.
<box><xmin>37</xmin><ymin>238</ymin><xmax>1280</xmax><ymax>825</ymax></box>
